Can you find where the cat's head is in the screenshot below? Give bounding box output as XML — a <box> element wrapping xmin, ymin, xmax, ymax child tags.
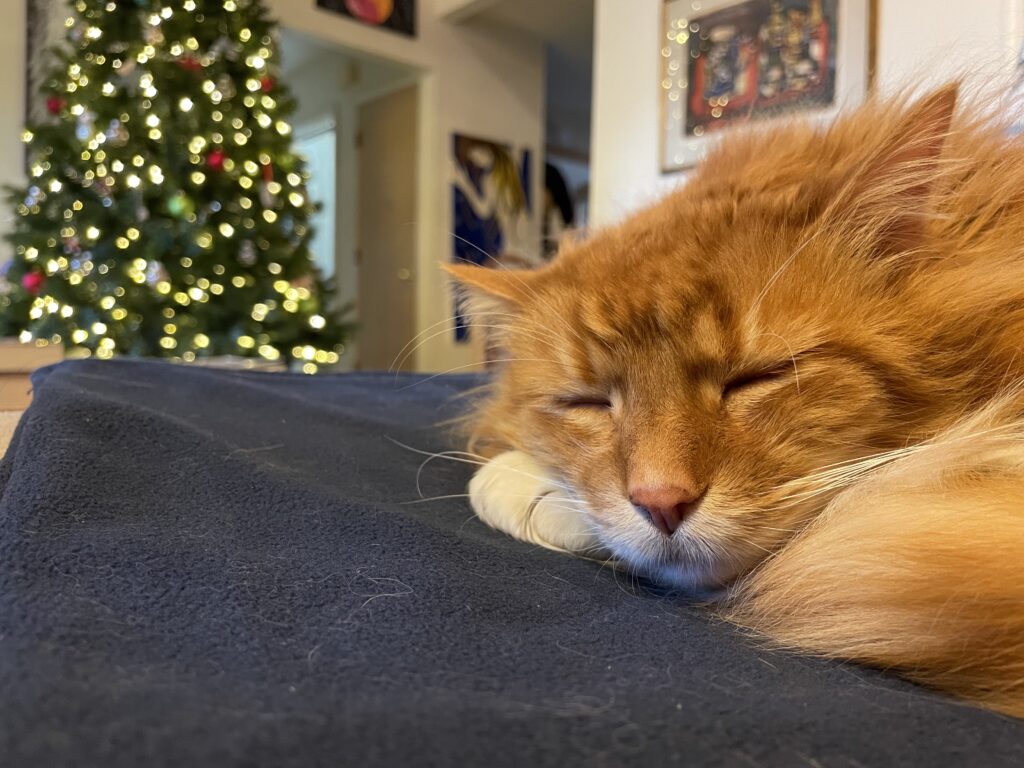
<box><xmin>448</xmin><ymin>86</ymin><xmax>964</xmax><ymax>588</ymax></box>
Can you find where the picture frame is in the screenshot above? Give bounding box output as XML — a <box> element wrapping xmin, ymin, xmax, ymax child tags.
<box><xmin>449</xmin><ymin>133</ymin><xmax>534</xmax><ymax>343</ymax></box>
<box><xmin>25</xmin><ymin>0</ymin><xmax>65</xmax><ymax>127</ymax></box>
<box><xmin>660</xmin><ymin>0</ymin><xmax>876</xmax><ymax>172</ymax></box>
<box><xmin>316</xmin><ymin>0</ymin><xmax>417</xmax><ymax>38</ymax></box>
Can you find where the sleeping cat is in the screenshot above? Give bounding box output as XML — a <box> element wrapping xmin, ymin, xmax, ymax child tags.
<box><xmin>446</xmin><ymin>84</ymin><xmax>1024</xmax><ymax>718</ymax></box>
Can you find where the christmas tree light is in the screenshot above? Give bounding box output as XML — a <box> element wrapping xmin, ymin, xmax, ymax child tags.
<box><xmin>0</xmin><ymin>0</ymin><xmax>350</xmax><ymax>372</ymax></box>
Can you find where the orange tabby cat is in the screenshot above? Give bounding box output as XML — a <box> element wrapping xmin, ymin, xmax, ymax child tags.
<box><xmin>446</xmin><ymin>83</ymin><xmax>1024</xmax><ymax>718</ymax></box>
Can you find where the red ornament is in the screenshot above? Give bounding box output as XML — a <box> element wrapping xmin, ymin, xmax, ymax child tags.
<box><xmin>260</xmin><ymin>76</ymin><xmax>275</xmax><ymax>93</ymax></box>
<box><xmin>206</xmin><ymin>149</ymin><xmax>227</xmax><ymax>172</ymax></box>
<box><xmin>21</xmin><ymin>271</ymin><xmax>45</xmax><ymax>296</ymax></box>
<box><xmin>261</xmin><ymin>162</ymin><xmax>274</xmax><ymax>182</ymax></box>
<box><xmin>46</xmin><ymin>96</ymin><xmax>66</xmax><ymax>115</ymax></box>
<box><xmin>178</xmin><ymin>56</ymin><xmax>203</xmax><ymax>74</ymax></box>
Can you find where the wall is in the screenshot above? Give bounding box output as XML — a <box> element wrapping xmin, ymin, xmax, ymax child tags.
<box><xmin>589</xmin><ymin>0</ymin><xmax>680</xmax><ymax>227</ymax></box>
<box><xmin>0</xmin><ymin>3</ymin><xmax>26</xmax><ymax>257</ymax></box>
<box><xmin>876</xmin><ymin>0</ymin><xmax>1023</xmax><ymax>89</ymax></box>
<box><xmin>590</xmin><ymin>0</ymin><xmax>1024</xmax><ymax>228</ymax></box>
<box><xmin>269</xmin><ymin>0</ymin><xmax>546</xmax><ymax>373</ymax></box>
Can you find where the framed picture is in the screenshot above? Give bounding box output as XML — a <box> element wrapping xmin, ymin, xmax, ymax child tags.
<box><xmin>450</xmin><ymin>134</ymin><xmax>534</xmax><ymax>343</ymax></box>
<box><xmin>660</xmin><ymin>0</ymin><xmax>875</xmax><ymax>172</ymax></box>
<box><xmin>316</xmin><ymin>0</ymin><xmax>416</xmax><ymax>38</ymax></box>
<box><xmin>26</xmin><ymin>0</ymin><xmax>66</xmax><ymax>126</ymax></box>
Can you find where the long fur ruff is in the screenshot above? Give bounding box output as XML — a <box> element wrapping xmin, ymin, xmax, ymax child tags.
<box><xmin>723</xmin><ymin>392</ymin><xmax>1024</xmax><ymax>717</ymax></box>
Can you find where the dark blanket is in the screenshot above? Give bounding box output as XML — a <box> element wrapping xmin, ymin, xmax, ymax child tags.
<box><xmin>2</xmin><ymin>360</ymin><xmax>1023</xmax><ymax>767</ymax></box>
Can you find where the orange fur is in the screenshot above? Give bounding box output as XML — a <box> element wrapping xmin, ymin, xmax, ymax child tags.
<box><xmin>724</xmin><ymin>393</ymin><xmax>1024</xmax><ymax>716</ymax></box>
<box><xmin>447</xmin><ymin>83</ymin><xmax>1024</xmax><ymax>716</ymax></box>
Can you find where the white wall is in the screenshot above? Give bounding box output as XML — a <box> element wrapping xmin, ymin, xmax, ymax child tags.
<box><xmin>269</xmin><ymin>0</ymin><xmax>545</xmax><ymax>373</ymax></box>
<box><xmin>435</xmin><ymin>0</ymin><xmax>501</xmax><ymax>22</ymax></box>
<box><xmin>0</xmin><ymin>3</ymin><xmax>26</xmax><ymax>255</ymax></box>
<box><xmin>876</xmin><ymin>0</ymin><xmax>1023</xmax><ymax>89</ymax></box>
<box><xmin>589</xmin><ymin>0</ymin><xmax>683</xmax><ymax>227</ymax></box>
<box><xmin>590</xmin><ymin>0</ymin><xmax>1024</xmax><ymax>228</ymax></box>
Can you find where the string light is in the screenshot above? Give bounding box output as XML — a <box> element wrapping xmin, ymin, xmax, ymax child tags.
<box><xmin>6</xmin><ymin>0</ymin><xmax>344</xmax><ymax>368</ymax></box>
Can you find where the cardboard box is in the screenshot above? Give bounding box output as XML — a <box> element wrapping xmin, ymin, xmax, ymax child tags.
<box><xmin>0</xmin><ymin>338</ymin><xmax>63</xmax><ymax>410</ymax></box>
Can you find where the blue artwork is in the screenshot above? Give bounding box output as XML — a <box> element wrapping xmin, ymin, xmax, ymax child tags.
<box><xmin>451</xmin><ymin>134</ymin><xmax>533</xmax><ymax>342</ymax></box>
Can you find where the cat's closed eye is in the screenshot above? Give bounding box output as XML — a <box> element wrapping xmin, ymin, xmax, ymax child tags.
<box><xmin>722</xmin><ymin>364</ymin><xmax>794</xmax><ymax>399</ymax></box>
<box><xmin>555</xmin><ymin>395</ymin><xmax>612</xmax><ymax>411</ymax></box>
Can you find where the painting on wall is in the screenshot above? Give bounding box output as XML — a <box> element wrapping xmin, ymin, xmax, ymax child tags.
<box><xmin>316</xmin><ymin>0</ymin><xmax>417</xmax><ymax>38</ymax></box>
<box><xmin>661</xmin><ymin>0</ymin><xmax>873</xmax><ymax>171</ymax></box>
<box><xmin>26</xmin><ymin>0</ymin><xmax>65</xmax><ymax>127</ymax></box>
<box><xmin>1014</xmin><ymin>43</ymin><xmax>1024</xmax><ymax>137</ymax></box>
<box><xmin>450</xmin><ymin>134</ymin><xmax>534</xmax><ymax>343</ymax></box>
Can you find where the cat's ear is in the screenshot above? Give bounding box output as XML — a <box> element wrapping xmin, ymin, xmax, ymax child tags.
<box><xmin>836</xmin><ymin>83</ymin><xmax>959</xmax><ymax>256</ymax></box>
<box><xmin>444</xmin><ymin>264</ymin><xmax>534</xmax><ymax>357</ymax></box>
<box><xmin>442</xmin><ymin>262</ymin><xmax>532</xmax><ymax>307</ymax></box>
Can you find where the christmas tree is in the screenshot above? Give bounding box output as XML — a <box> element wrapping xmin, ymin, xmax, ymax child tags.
<box><xmin>0</xmin><ymin>0</ymin><xmax>349</xmax><ymax>373</ymax></box>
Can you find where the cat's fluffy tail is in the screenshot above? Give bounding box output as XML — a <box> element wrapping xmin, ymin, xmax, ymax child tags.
<box><xmin>723</xmin><ymin>393</ymin><xmax>1024</xmax><ymax>717</ymax></box>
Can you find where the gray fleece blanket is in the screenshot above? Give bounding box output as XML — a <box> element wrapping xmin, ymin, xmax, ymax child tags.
<box><xmin>1</xmin><ymin>359</ymin><xmax>1022</xmax><ymax>766</ymax></box>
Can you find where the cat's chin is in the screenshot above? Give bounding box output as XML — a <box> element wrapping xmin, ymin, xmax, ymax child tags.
<box><xmin>643</xmin><ymin>562</ymin><xmax>731</xmax><ymax>594</ymax></box>
<box><xmin>595</xmin><ymin>525</ymin><xmax>748</xmax><ymax>594</ymax></box>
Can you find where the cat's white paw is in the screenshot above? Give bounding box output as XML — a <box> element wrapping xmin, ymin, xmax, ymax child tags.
<box><xmin>468</xmin><ymin>451</ymin><xmax>605</xmax><ymax>555</ymax></box>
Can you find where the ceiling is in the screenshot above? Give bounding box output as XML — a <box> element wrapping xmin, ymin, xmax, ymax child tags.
<box><xmin>279</xmin><ymin>28</ymin><xmax>346</xmax><ymax>75</ymax></box>
<box><xmin>474</xmin><ymin>0</ymin><xmax>594</xmax><ymax>64</ymax></box>
<box><xmin>472</xmin><ymin>0</ymin><xmax>595</xmax><ymax>158</ymax></box>
<box><xmin>279</xmin><ymin>2</ymin><xmax>595</xmax><ymax>158</ymax></box>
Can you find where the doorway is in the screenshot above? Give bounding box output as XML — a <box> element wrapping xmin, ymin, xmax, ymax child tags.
<box><xmin>279</xmin><ymin>30</ymin><xmax>420</xmax><ymax>372</ymax></box>
<box><xmin>356</xmin><ymin>85</ymin><xmax>418</xmax><ymax>371</ymax></box>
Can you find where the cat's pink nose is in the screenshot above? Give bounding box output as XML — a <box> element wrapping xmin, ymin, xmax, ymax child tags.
<box><xmin>629</xmin><ymin>485</ymin><xmax>704</xmax><ymax>537</ymax></box>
